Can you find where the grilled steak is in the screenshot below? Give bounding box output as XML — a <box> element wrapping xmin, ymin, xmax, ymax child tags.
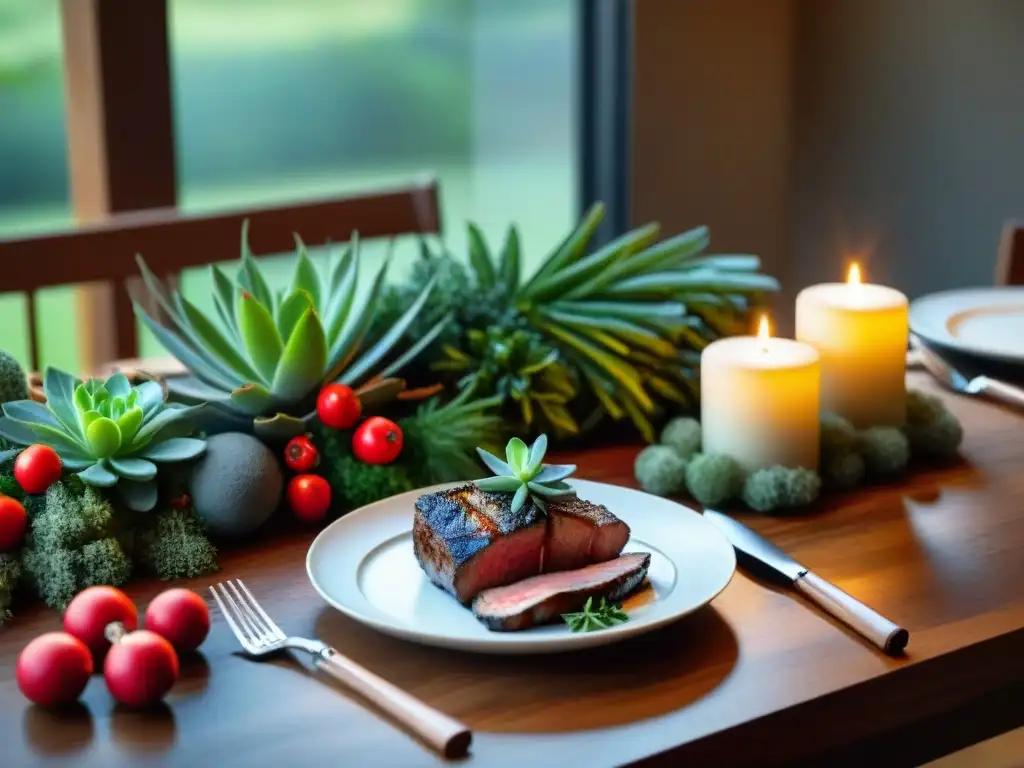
<box><xmin>544</xmin><ymin>495</ymin><xmax>631</xmax><ymax>572</ymax></box>
<box><xmin>413</xmin><ymin>483</ymin><xmax>547</xmax><ymax>604</ymax></box>
<box><xmin>472</xmin><ymin>552</ymin><xmax>652</xmax><ymax>631</ymax></box>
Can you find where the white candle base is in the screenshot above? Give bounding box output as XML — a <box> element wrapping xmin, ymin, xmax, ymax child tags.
<box><xmin>701</xmin><ymin>336</ymin><xmax>821</xmax><ymax>472</ymax></box>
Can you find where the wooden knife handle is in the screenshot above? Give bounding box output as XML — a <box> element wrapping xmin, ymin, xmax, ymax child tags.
<box><xmin>795</xmin><ymin>571</ymin><xmax>909</xmax><ymax>655</ymax></box>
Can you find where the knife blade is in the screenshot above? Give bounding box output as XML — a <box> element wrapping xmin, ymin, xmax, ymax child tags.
<box><xmin>704</xmin><ymin>509</ymin><xmax>910</xmax><ymax>656</ymax></box>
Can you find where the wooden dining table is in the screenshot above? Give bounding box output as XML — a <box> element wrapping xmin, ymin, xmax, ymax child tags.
<box><xmin>0</xmin><ymin>370</ymin><xmax>1022</xmax><ymax>767</ymax></box>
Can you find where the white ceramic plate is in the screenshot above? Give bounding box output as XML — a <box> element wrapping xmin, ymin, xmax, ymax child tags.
<box><xmin>306</xmin><ymin>479</ymin><xmax>736</xmax><ymax>654</ymax></box>
<box><xmin>910</xmin><ymin>287</ymin><xmax>1024</xmax><ymax>363</ymax></box>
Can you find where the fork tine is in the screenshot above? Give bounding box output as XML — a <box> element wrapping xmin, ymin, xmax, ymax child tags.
<box><xmin>225</xmin><ymin>581</ymin><xmax>277</xmax><ymax>644</ymax></box>
<box><xmin>210</xmin><ymin>584</ymin><xmax>255</xmax><ymax>652</ymax></box>
<box><xmin>235</xmin><ymin>580</ymin><xmax>287</xmax><ymax>641</ymax></box>
<box><xmin>216</xmin><ymin>582</ymin><xmax>267</xmax><ymax>647</ymax></box>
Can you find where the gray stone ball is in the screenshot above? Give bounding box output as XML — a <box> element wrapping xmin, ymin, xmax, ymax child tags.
<box><xmin>187</xmin><ymin>432</ymin><xmax>283</xmax><ymax>539</ymax></box>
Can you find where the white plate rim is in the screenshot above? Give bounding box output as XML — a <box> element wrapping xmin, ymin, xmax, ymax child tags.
<box><xmin>306</xmin><ymin>479</ymin><xmax>737</xmax><ymax>654</ymax></box>
<box><xmin>910</xmin><ymin>286</ymin><xmax>1024</xmax><ymax>363</ymax></box>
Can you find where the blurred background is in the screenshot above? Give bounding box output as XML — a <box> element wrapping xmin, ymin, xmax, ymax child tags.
<box><xmin>0</xmin><ymin>0</ymin><xmax>578</xmax><ymax>370</ymax></box>
<box><xmin>3</xmin><ymin>0</ymin><xmax>1024</xmax><ymax>368</ymax></box>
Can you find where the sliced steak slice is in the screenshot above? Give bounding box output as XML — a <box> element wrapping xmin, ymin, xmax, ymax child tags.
<box><xmin>472</xmin><ymin>552</ymin><xmax>651</xmax><ymax>632</ymax></box>
<box><xmin>544</xmin><ymin>495</ymin><xmax>631</xmax><ymax>572</ymax></box>
<box><xmin>413</xmin><ymin>483</ymin><xmax>547</xmax><ymax>604</ymax></box>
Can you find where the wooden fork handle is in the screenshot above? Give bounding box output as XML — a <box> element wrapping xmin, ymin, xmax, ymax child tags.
<box><xmin>315</xmin><ymin>647</ymin><xmax>472</xmax><ymax>758</ymax></box>
<box><xmin>795</xmin><ymin>571</ymin><xmax>910</xmax><ymax>656</ymax></box>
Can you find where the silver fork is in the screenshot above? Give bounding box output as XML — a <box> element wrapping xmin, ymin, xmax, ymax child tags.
<box><xmin>210</xmin><ymin>580</ymin><xmax>472</xmax><ymax>758</ymax></box>
<box><xmin>912</xmin><ymin>335</ymin><xmax>1024</xmax><ymax>409</ymax></box>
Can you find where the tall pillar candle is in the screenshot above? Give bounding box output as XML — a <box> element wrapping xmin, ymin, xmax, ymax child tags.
<box><xmin>701</xmin><ymin>318</ymin><xmax>821</xmax><ymax>472</ymax></box>
<box><xmin>795</xmin><ymin>264</ymin><xmax>908</xmax><ymax>428</ymax></box>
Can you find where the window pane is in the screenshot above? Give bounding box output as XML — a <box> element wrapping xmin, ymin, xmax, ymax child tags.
<box><xmin>0</xmin><ymin>0</ymin><xmax>77</xmax><ymax>372</ymax></box>
<box><xmin>161</xmin><ymin>0</ymin><xmax>578</xmax><ymax>356</ymax></box>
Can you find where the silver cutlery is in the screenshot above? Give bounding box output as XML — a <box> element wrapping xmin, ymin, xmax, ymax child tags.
<box><xmin>912</xmin><ymin>336</ymin><xmax>1024</xmax><ymax>409</ymax></box>
<box><xmin>210</xmin><ymin>580</ymin><xmax>472</xmax><ymax>758</ymax></box>
<box><xmin>703</xmin><ymin>510</ymin><xmax>909</xmax><ymax>655</ymax></box>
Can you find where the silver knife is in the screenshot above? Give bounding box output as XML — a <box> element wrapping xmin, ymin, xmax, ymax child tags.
<box><xmin>704</xmin><ymin>509</ymin><xmax>910</xmax><ymax>655</ymax></box>
<box><xmin>913</xmin><ymin>335</ymin><xmax>1024</xmax><ymax>409</ymax></box>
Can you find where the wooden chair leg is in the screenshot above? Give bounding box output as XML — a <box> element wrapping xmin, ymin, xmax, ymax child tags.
<box><xmin>994</xmin><ymin>220</ymin><xmax>1024</xmax><ymax>286</ymax></box>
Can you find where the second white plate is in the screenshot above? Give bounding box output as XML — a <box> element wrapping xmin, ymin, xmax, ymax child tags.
<box><xmin>306</xmin><ymin>479</ymin><xmax>736</xmax><ymax>654</ymax></box>
<box><xmin>910</xmin><ymin>287</ymin><xmax>1024</xmax><ymax>363</ymax></box>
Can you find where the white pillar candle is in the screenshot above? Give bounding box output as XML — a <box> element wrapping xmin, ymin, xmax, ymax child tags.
<box><xmin>795</xmin><ymin>264</ymin><xmax>909</xmax><ymax>428</ymax></box>
<box><xmin>701</xmin><ymin>317</ymin><xmax>821</xmax><ymax>472</ymax></box>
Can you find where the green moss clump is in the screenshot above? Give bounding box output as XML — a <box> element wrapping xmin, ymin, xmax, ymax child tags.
<box><xmin>743</xmin><ymin>466</ymin><xmax>821</xmax><ymax>512</ymax></box>
<box><xmin>903</xmin><ymin>389</ymin><xmax>963</xmax><ymax>460</ymax></box>
<box><xmin>858</xmin><ymin>427</ymin><xmax>910</xmax><ymax>479</ymax></box>
<box><xmin>134</xmin><ymin>507</ymin><xmax>219</xmax><ymax>580</ymax></box>
<box><xmin>0</xmin><ymin>349</ymin><xmax>28</xmax><ymax>405</ymax></box>
<box><xmin>821</xmin><ymin>450</ymin><xmax>866</xmax><ymax>491</ymax></box>
<box><xmin>684</xmin><ymin>453</ymin><xmax>745</xmax><ymax>506</ymax></box>
<box><xmin>660</xmin><ymin>418</ymin><xmax>702</xmax><ymax>459</ymax></box>
<box><xmin>634</xmin><ymin>445</ymin><xmax>688</xmax><ymax>496</ymax></box>
<box><xmin>331</xmin><ymin>455</ymin><xmax>417</xmax><ymax>511</ymax></box>
<box><xmin>0</xmin><ymin>552</ymin><xmax>22</xmax><ymax>624</ymax></box>
<box><xmin>20</xmin><ymin>481</ymin><xmax>132</xmax><ymax>610</ymax></box>
<box><xmin>0</xmin><ymin>468</ymin><xmax>22</xmax><ymax>499</ymax></box>
<box><xmin>316</xmin><ymin>424</ymin><xmax>418</xmax><ymax>512</ymax></box>
<box><xmin>821</xmin><ymin>413</ymin><xmax>858</xmax><ymax>456</ymax></box>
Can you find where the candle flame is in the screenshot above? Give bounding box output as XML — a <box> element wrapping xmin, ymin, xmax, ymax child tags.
<box><xmin>757</xmin><ymin>313</ymin><xmax>771</xmax><ymax>352</ymax></box>
<box><xmin>847</xmin><ymin>261</ymin><xmax>862</xmax><ymax>285</ymax></box>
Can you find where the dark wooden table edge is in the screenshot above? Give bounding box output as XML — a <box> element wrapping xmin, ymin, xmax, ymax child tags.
<box><xmin>630</xmin><ymin>625</ymin><xmax>1024</xmax><ymax>766</ymax></box>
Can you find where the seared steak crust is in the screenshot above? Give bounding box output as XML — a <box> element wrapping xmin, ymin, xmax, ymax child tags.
<box><xmin>545</xmin><ymin>495</ymin><xmax>631</xmax><ymax>572</ymax></box>
<box><xmin>413</xmin><ymin>483</ymin><xmax>546</xmax><ymax>604</ymax></box>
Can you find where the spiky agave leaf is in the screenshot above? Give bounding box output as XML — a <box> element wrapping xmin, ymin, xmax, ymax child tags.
<box><xmin>509</xmin><ymin>203</ymin><xmax>779</xmax><ymax>440</ymax></box>
<box><xmin>0</xmin><ymin>369</ymin><xmax>206</xmax><ymax>511</ymax></box>
<box><xmin>132</xmin><ymin>223</ymin><xmax>447</xmax><ymax>440</ymax></box>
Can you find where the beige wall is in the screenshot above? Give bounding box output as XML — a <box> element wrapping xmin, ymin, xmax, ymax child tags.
<box><xmin>633</xmin><ymin>0</ymin><xmax>1024</xmax><ymax>332</ymax></box>
<box><xmin>632</xmin><ymin>0</ymin><xmax>797</xmax><ymax>324</ymax></box>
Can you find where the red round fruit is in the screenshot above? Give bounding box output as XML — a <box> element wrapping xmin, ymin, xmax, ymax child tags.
<box><xmin>316</xmin><ymin>384</ymin><xmax>361</xmax><ymax>430</ymax></box>
<box><xmin>284</xmin><ymin>435</ymin><xmax>319</xmax><ymax>472</ymax></box>
<box><xmin>64</xmin><ymin>586</ymin><xmax>138</xmax><ymax>661</ymax></box>
<box><xmin>171</xmin><ymin>493</ymin><xmax>191</xmax><ymax>510</ymax></box>
<box><xmin>16</xmin><ymin>632</ymin><xmax>93</xmax><ymax>707</ymax></box>
<box><xmin>352</xmin><ymin>417</ymin><xmax>403</xmax><ymax>465</ymax></box>
<box><xmin>144</xmin><ymin>588</ymin><xmax>210</xmax><ymax>653</ymax></box>
<box><xmin>286</xmin><ymin>474</ymin><xmax>332</xmax><ymax>522</ymax></box>
<box><xmin>0</xmin><ymin>495</ymin><xmax>27</xmax><ymax>551</ymax></box>
<box><xmin>104</xmin><ymin>630</ymin><xmax>179</xmax><ymax>707</ymax></box>
<box><xmin>14</xmin><ymin>445</ymin><xmax>62</xmax><ymax>495</ymax></box>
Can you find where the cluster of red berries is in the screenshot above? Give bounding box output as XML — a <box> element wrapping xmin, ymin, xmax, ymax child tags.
<box><xmin>0</xmin><ymin>444</ymin><xmax>65</xmax><ymax>552</ymax></box>
<box><xmin>17</xmin><ymin>586</ymin><xmax>209</xmax><ymax>708</ymax></box>
<box><xmin>281</xmin><ymin>383</ymin><xmax>405</xmax><ymax>523</ymax></box>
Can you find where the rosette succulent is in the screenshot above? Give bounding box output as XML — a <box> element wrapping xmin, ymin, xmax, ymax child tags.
<box><xmin>0</xmin><ymin>369</ymin><xmax>205</xmax><ymax>511</ymax></box>
<box><xmin>473</xmin><ymin>434</ymin><xmax>577</xmax><ymax>513</ymax></box>
<box><xmin>132</xmin><ymin>222</ymin><xmax>447</xmax><ymax>441</ymax></box>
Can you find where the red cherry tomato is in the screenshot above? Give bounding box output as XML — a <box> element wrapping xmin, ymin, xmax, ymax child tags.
<box><xmin>64</xmin><ymin>586</ymin><xmax>138</xmax><ymax>662</ymax></box>
<box><xmin>14</xmin><ymin>445</ymin><xmax>62</xmax><ymax>495</ymax></box>
<box><xmin>352</xmin><ymin>417</ymin><xmax>403</xmax><ymax>465</ymax></box>
<box><xmin>284</xmin><ymin>435</ymin><xmax>319</xmax><ymax>473</ymax></box>
<box><xmin>0</xmin><ymin>495</ymin><xmax>27</xmax><ymax>551</ymax></box>
<box><xmin>104</xmin><ymin>630</ymin><xmax>179</xmax><ymax>707</ymax></box>
<box><xmin>17</xmin><ymin>632</ymin><xmax>93</xmax><ymax>706</ymax></box>
<box><xmin>286</xmin><ymin>474</ymin><xmax>332</xmax><ymax>522</ymax></box>
<box><xmin>316</xmin><ymin>384</ymin><xmax>361</xmax><ymax>430</ymax></box>
<box><xmin>144</xmin><ymin>589</ymin><xmax>210</xmax><ymax>653</ymax></box>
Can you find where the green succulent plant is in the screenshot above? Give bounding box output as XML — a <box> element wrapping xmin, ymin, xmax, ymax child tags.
<box><xmin>473</xmin><ymin>434</ymin><xmax>577</xmax><ymax>514</ymax></box>
<box><xmin>434</xmin><ymin>326</ymin><xmax>578</xmax><ymax>436</ymax></box>
<box><xmin>391</xmin><ymin>203</ymin><xmax>779</xmax><ymax>443</ymax></box>
<box><xmin>131</xmin><ymin>222</ymin><xmax>448</xmax><ymax>441</ymax></box>
<box><xmin>0</xmin><ymin>369</ymin><xmax>205</xmax><ymax>511</ymax></box>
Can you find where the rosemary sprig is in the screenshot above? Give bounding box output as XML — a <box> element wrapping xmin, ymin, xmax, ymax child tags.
<box><xmin>561</xmin><ymin>597</ymin><xmax>629</xmax><ymax>633</ymax></box>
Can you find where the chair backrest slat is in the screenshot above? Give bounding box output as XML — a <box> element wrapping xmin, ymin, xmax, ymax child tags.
<box><xmin>0</xmin><ymin>178</ymin><xmax>441</xmax><ymax>372</ymax></box>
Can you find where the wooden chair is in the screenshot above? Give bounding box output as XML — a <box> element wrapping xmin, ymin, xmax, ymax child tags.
<box><xmin>994</xmin><ymin>219</ymin><xmax>1024</xmax><ymax>286</ymax></box>
<box><xmin>0</xmin><ymin>177</ymin><xmax>442</xmax><ymax>375</ymax></box>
